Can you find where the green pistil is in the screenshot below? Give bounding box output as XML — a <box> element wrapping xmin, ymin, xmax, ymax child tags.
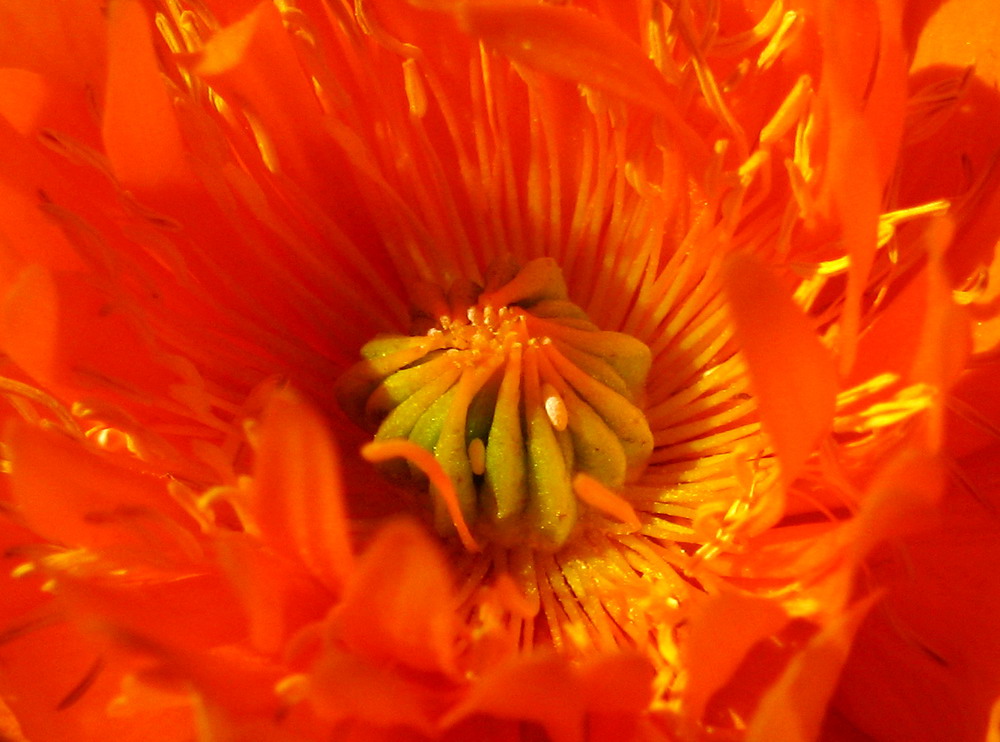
<box><xmin>336</xmin><ymin>258</ymin><xmax>653</xmax><ymax>549</ymax></box>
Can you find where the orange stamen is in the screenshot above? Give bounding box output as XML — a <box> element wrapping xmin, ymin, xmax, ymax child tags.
<box><xmin>572</xmin><ymin>473</ymin><xmax>641</xmax><ymax>529</ymax></box>
<box><xmin>362</xmin><ymin>439</ymin><xmax>481</xmax><ymax>552</ymax></box>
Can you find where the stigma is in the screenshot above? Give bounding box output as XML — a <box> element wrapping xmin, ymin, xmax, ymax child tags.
<box><xmin>336</xmin><ymin>258</ymin><xmax>653</xmax><ymax>550</ymax></box>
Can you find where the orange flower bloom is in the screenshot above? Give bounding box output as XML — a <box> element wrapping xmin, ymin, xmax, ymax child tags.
<box><xmin>0</xmin><ymin>1</ymin><xmax>998</xmax><ymax>741</ymax></box>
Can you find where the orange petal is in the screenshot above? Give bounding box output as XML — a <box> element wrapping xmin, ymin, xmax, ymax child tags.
<box><xmin>0</xmin><ymin>514</ymin><xmax>196</xmax><ymax>739</ymax></box>
<box><xmin>140</xmin><ymin>644</ymin><xmax>286</xmax><ymax>719</ymax></box>
<box><xmin>747</xmin><ymin>594</ymin><xmax>880</xmax><ymax>742</ymax></box>
<box><xmin>913</xmin><ymin>0</ymin><xmax>1000</xmax><ymax>87</ymax></box>
<box><xmin>0</xmin><ymin>181</ymin><xmax>83</xmax><ymax>279</ymax></box>
<box><xmin>866</xmin><ymin>0</ymin><xmax>907</xmax><ymax>182</ymax></box>
<box><xmin>681</xmin><ymin>590</ymin><xmax>790</xmax><ymax>723</ymax></box>
<box><xmin>720</xmin><ymin>253</ymin><xmax>838</xmax><ymax>488</ymax></box>
<box><xmin>442</xmin><ymin>652</ymin><xmax>583</xmax><ymax>742</ymax></box>
<box><xmin>909</xmin><ymin>219</ymin><xmax>972</xmax><ymax>445</ymax></box>
<box><xmin>820</xmin><ymin>0</ymin><xmax>907</xmax><ymax>180</ymax></box>
<box><xmin>578</xmin><ymin>653</ymin><xmax>655</xmax><ymax>716</ymax></box>
<box><xmin>0</xmin><ymin>70</ymin><xmax>48</xmax><ymax>135</ymax></box>
<box><xmin>329</xmin><ymin>519</ymin><xmax>457</xmax><ymax>675</ymax></box>
<box><xmin>948</xmin><ymin>157</ymin><xmax>1000</xmax><ymax>289</ymax></box>
<box><xmin>850</xmin><ymin>267</ymin><xmax>931</xmax><ymax>386</ymax></box>
<box><xmin>845</xmin><ymin>450</ymin><xmax>943</xmax><ymax>565</ymax></box>
<box><xmin>1</xmin><ymin>267</ymin><xmax>184</xmax><ymax>403</ymax></box>
<box><xmin>946</xmin><ymin>362</ymin><xmax>1000</xmax><ymax>459</ymax></box>
<box><xmin>8</xmin><ymin>422</ymin><xmax>199</xmax><ymax>565</ymax></box>
<box><xmin>989</xmin><ymin>698</ymin><xmax>1000</xmax><ymax>742</ymax></box>
<box><xmin>816</xmin><ymin>0</ymin><xmax>881</xmax><ymax>113</ymax></box>
<box><xmin>102</xmin><ymin>0</ymin><xmax>190</xmax><ymax>191</ymax></box>
<box><xmin>306</xmin><ymin>649</ymin><xmax>442</xmax><ymax>734</ymax></box>
<box><xmin>0</xmin><ymin>698</ymin><xmax>26</xmax><ymax>742</ymax></box>
<box><xmin>457</xmin><ymin>2</ymin><xmax>672</xmax><ymax>116</ymax></box>
<box><xmin>0</xmin><ymin>265</ymin><xmax>57</xmax><ymax>384</ymax></box>
<box><xmin>826</xmin><ymin>115</ymin><xmax>881</xmax><ymax>374</ymax></box>
<box><xmin>249</xmin><ymin>387</ymin><xmax>353</xmax><ymax>594</ymax></box>
<box><xmin>57</xmin><ymin>571</ymin><xmax>247</xmax><ymax>653</ymax></box>
<box><xmin>852</xmin><ymin>247</ymin><xmax>970</xmax><ymax>397</ymax></box>
<box><xmin>0</xmin><ymin>619</ymin><xmax>194</xmax><ymax>742</ymax></box>
<box><xmin>213</xmin><ymin>531</ymin><xmax>331</xmax><ymax>656</ymax></box>
<box><xmin>0</xmin><ymin>1</ymin><xmax>105</xmax><ymax>87</ymax></box>
<box><xmin>814</xmin><ymin>0</ymin><xmax>903</xmax><ymax>372</ymax></box>
<box><xmin>830</xmin><ymin>475</ymin><xmax>1000</xmax><ymax>742</ymax></box>
<box><xmin>195</xmin><ymin>3</ymin><xmax>329</xmax><ymax>187</ymax></box>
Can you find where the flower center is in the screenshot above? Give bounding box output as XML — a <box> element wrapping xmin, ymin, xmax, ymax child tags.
<box><xmin>336</xmin><ymin>258</ymin><xmax>653</xmax><ymax>549</ymax></box>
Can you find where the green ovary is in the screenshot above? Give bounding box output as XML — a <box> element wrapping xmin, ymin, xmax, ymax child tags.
<box><xmin>336</xmin><ymin>258</ymin><xmax>653</xmax><ymax>549</ymax></box>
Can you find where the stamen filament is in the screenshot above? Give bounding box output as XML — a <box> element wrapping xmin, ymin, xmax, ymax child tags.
<box><xmin>361</xmin><ymin>440</ymin><xmax>480</xmax><ymax>553</ymax></box>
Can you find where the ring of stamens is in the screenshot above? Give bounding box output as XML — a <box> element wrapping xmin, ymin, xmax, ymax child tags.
<box><xmin>336</xmin><ymin>258</ymin><xmax>653</xmax><ymax>549</ymax></box>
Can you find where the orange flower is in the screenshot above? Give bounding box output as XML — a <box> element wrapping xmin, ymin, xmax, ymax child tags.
<box><xmin>0</xmin><ymin>1</ymin><xmax>998</xmax><ymax>741</ymax></box>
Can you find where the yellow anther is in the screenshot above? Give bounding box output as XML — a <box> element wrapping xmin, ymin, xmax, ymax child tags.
<box><xmin>468</xmin><ymin>437</ymin><xmax>487</xmax><ymax>476</ymax></box>
<box><xmin>543</xmin><ymin>383</ymin><xmax>568</xmax><ymax>431</ymax></box>
<box><xmin>402</xmin><ymin>57</ymin><xmax>427</xmax><ymax>118</ymax></box>
<box><xmin>759</xmin><ymin>74</ymin><xmax>812</xmax><ymax>146</ymax></box>
<box><xmin>757</xmin><ymin>10</ymin><xmax>801</xmax><ymax>71</ymax></box>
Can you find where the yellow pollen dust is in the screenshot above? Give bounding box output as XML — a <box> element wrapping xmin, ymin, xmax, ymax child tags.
<box><xmin>336</xmin><ymin>258</ymin><xmax>654</xmax><ymax>550</ymax></box>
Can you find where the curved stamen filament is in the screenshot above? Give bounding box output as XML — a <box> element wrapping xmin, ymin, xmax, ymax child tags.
<box><xmin>361</xmin><ymin>440</ymin><xmax>480</xmax><ymax>552</ymax></box>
